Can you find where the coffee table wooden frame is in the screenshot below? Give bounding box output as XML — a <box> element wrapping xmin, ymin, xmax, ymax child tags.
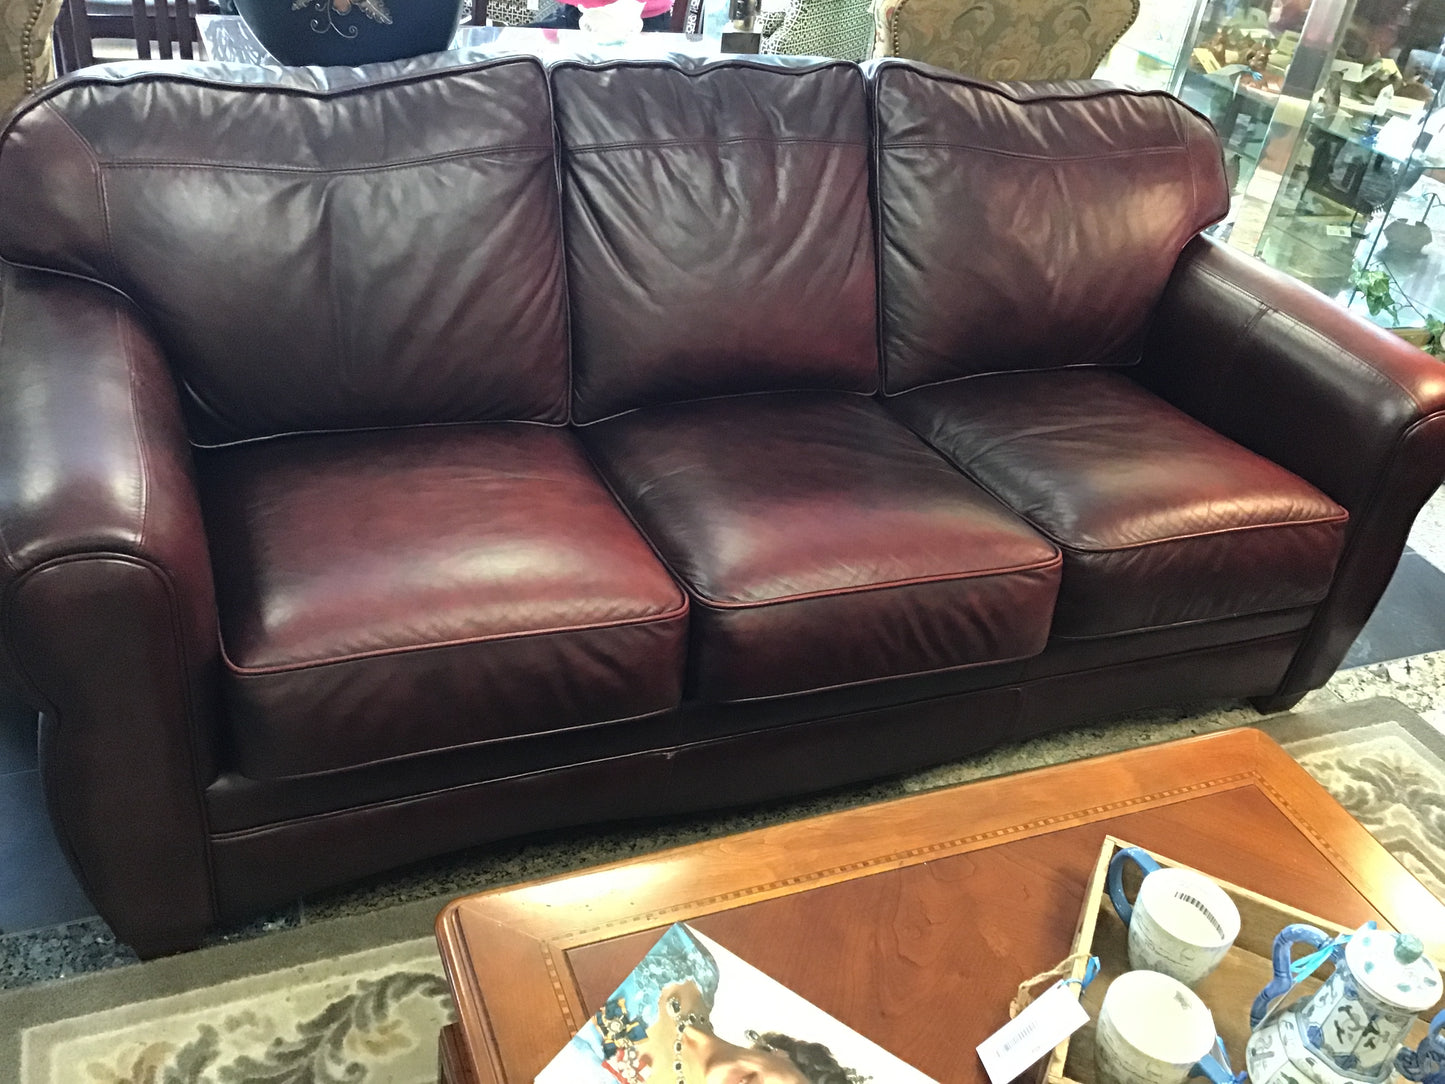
<box><xmin>435</xmin><ymin>727</ymin><xmax>1445</xmax><ymax>1084</ymax></box>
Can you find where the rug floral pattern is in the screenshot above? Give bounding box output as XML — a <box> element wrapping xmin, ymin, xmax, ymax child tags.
<box><xmin>1281</xmin><ymin>721</ymin><xmax>1445</xmax><ymax>900</ymax></box>
<box><xmin>23</xmin><ymin>942</ymin><xmax>453</xmax><ymax>1084</ymax></box>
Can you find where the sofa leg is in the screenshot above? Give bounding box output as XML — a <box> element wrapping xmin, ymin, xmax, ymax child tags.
<box><xmin>122</xmin><ymin>921</ymin><xmax>210</xmax><ymax>961</ymax></box>
<box><xmin>1249</xmin><ymin>691</ymin><xmax>1307</xmax><ymax>714</ymax></box>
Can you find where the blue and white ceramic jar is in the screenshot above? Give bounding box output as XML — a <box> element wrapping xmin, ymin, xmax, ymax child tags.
<box><xmin>1248</xmin><ymin>924</ymin><xmax>1442</xmax><ymax>1084</ymax></box>
<box><xmin>235</xmin><ymin>0</ymin><xmax>464</xmax><ymax>65</ymax></box>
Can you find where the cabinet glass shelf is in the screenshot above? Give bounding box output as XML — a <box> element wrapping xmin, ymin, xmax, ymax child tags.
<box><xmin>1099</xmin><ymin>0</ymin><xmax>1445</xmax><ymax>343</ymax></box>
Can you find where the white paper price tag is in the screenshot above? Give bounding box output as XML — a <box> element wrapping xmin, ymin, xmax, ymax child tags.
<box><xmin>976</xmin><ymin>980</ymin><xmax>1089</xmax><ymax>1084</ymax></box>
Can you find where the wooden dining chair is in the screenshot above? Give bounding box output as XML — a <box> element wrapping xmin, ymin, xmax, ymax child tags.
<box><xmin>52</xmin><ymin>0</ymin><xmax>94</xmax><ymax>71</ymax></box>
<box><xmin>52</xmin><ymin>0</ymin><xmax>212</xmax><ymax>71</ymax></box>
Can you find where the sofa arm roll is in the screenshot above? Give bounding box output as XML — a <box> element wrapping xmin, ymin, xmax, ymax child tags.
<box><xmin>0</xmin><ymin>264</ymin><xmax>220</xmax><ymax>955</ymax></box>
<box><xmin>1137</xmin><ymin>236</ymin><xmax>1445</xmax><ymax>697</ymax></box>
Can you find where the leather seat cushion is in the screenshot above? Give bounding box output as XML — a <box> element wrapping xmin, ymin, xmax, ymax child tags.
<box><xmin>200</xmin><ymin>424</ymin><xmax>688</xmax><ymax>779</ymax></box>
<box><xmin>580</xmin><ymin>392</ymin><xmax>1062</xmax><ymax>702</ymax></box>
<box><xmin>888</xmin><ymin>370</ymin><xmax>1349</xmax><ymax>638</ymax></box>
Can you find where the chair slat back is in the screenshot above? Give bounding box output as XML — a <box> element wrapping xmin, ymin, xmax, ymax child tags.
<box><xmin>129</xmin><ymin>0</ymin><xmax>152</xmax><ymax>56</ymax></box>
<box><xmin>53</xmin><ymin>0</ymin><xmax>97</xmax><ymax>72</ymax></box>
<box><xmin>51</xmin><ymin>0</ymin><xmax>205</xmax><ymax>70</ymax></box>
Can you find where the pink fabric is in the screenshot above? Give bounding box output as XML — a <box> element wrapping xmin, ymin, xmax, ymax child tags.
<box><xmin>569</xmin><ymin>0</ymin><xmax>674</xmax><ymax>17</ymax></box>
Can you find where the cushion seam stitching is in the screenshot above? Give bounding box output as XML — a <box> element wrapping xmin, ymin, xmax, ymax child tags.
<box><xmin>685</xmin><ymin>551</ymin><xmax>1063</xmax><ymax>610</ymax></box>
<box><xmin>223</xmin><ymin>599</ymin><xmax>690</xmax><ymax>676</ymax></box>
<box><xmin>97</xmin><ymin>145</ymin><xmax>554</xmax><ymax>175</ymax></box>
<box><xmin>1048</xmin><ymin>510</ymin><xmax>1350</xmax><ymax>555</ymax></box>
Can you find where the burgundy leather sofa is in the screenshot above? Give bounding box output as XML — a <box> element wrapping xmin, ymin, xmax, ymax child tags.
<box><xmin>2</xmin><ymin>53</ymin><xmax>1443</xmax><ymax>957</ymax></box>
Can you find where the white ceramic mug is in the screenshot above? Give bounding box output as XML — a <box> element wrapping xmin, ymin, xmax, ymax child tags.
<box><xmin>1108</xmin><ymin>847</ymin><xmax>1240</xmax><ymax>987</ymax></box>
<box><xmin>1095</xmin><ymin>969</ymin><xmax>1235</xmax><ymax>1084</ymax></box>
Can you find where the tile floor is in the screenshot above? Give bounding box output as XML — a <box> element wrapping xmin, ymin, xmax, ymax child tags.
<box><xmin>0</xmin><ymin>696</ymin><xmax>97</xmax><ymax>937</ymax></box>
<box><xmin>4</xmin><ymin>488</ymin><xmax>1445</xmax><ymax>982</ymax></box>
<box><xmin>1341</xmin><ymin>548</ymin><xmax>1445</xmax><ymax>668</ymax></box>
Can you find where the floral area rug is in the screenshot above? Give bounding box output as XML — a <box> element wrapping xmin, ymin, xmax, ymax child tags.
<box><xmin>1262</xmin><ymin>698</ymin><xmax>1445</xmax><ymax>901</ymax></box>
<box><xmin>3</xmin><ymin>697</ymin><xmax>1442</xmax><ymax>1084</ymax></box>
<box><xmin>14</xmin><ymin>939</ymin><xmax>452</xmax><ymax>1084</ymax></box>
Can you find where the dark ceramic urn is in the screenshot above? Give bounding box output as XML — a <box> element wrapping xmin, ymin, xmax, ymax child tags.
<box><xmin>234</xmin><ymin>0</ymin><xmax>464</xmax><ymax>65</ymax></box>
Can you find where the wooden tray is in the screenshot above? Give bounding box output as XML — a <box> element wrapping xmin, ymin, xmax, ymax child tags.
<box><xmin>1038</xmin><ymin>836</ymin><xmax>1439</xmax><ymax>1084</ymax></box>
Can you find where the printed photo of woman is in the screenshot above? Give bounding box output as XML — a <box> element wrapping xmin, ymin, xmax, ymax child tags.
<box><xmin>536</xmin><ymin>924</ymin><xmax>936</xmax><ymax>1084</ymax></box>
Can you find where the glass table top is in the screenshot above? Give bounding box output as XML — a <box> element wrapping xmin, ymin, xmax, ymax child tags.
<box><xmin>196</xmin><ymin>13</ymin><xmax>726</xmax><ymax>64</ymax></box>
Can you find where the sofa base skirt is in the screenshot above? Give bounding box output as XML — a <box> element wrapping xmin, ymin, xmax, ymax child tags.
<box><xmin>206</xmin><ymin>629</ymin><xmax>1305</xmax><ymax>926</ymax></box>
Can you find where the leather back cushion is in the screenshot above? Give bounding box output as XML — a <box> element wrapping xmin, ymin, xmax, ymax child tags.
<box><xmin>873</xmin><ymin>63</ymin><xmax>1229</xmax><ymax>394</ymax></box>
<box><xmin>0</xmin><ymin>57</ymin><xmax>568</xmax><ymax>444</ymax></box>
<box><xmin>553</xmin><ymin>58</ymin><xmax>878</xmax><ymax>424</ymax></box>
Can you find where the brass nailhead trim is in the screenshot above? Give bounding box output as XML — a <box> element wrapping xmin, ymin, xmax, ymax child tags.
<box><xmin>1099</xmin><ymin>0</ymin><xmax>1143</xmax><ymax>64</ymax></box>
<box><xmin>21</xmin><ymin>0</ymin><xmax>52</xmax><ymax>92</ymax></box>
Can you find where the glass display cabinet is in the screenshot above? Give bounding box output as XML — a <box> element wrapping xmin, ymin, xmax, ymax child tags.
<box><xmin>1098</xmin><ymin>0</ymin><xmax>1445</xmax><ymax>349</ymax></box>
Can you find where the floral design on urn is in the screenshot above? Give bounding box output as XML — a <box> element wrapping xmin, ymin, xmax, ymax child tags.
<box><xmin>235</xmin><ymin>0</ymin><xmax>460</xmax><ymax>64</ymax></box>
<box><xmin>293</xmin><ymin>0</ymin><xmax>393</xmax><ymax>41</ymax></box>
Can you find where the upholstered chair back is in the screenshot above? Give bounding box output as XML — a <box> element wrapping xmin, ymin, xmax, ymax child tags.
<box><xmin>758</xmin><ymin>0</ymin><xmax>876</xmax><ymax>62</ymax></box>
<box><xmin>881</xmin><ymin>0</ymin><xmax>1139</xmax><ymax>79</ymax></box>
<box><xmin>0</xmin><ymin>0</ymin><xmax>64</xmax><ymax>116</ymax></box>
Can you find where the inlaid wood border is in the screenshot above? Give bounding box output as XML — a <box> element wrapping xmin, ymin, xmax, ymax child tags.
<box><xmin>435</xmin><ymin>728</ymin><xmax>1445</xmax><ymax>1084</ymax></box>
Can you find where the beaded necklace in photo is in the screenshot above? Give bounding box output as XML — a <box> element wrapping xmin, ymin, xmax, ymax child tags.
<box><xmin>667</xmin><ymin>995</ymin><xmax>708</xmax><ymax>1084</ymax></box>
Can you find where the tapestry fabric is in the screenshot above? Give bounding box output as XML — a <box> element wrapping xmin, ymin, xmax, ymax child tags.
<box><xmin>870</xmin><ymin>0</ymin><xmax>898</xmax><ymax>57</ymax></box>
<box><xmin>759</xmin><ymin>0</ymin><xmax>874</xmax><ymax>61</ymax></box>
<box><xmin>0</xmin><ymin>0</ymin><xmax>63</xmax><ymax>118</ymax></box>
<box><xmin>880</xmin><ymin>0</ymin><xmax>1139</xmax><ymax>78</ymax></box>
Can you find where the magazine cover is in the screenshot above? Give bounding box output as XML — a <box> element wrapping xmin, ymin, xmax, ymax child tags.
<box><xmin>535</xmin><ymin>922</ymin><xmax>939</xmax><ymax>1084</ymax></box>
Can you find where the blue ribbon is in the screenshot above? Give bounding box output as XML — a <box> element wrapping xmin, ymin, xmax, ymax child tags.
<box><xmin>1064</xmin><ymin>956</ymin><xmax>1102</xmax><ymax>992</ymax></box>
<box><xmin>1213</xmin><ymin>1036</ymin><xmax>1249</xmax><ymax>1084</ymax></box>
<box><xmin>1290</xmin><ymin>922</ymin><xmax>1374</xmax><ymax>982</ymax></box>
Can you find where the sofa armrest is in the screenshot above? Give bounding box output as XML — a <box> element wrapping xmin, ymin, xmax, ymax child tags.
<box><xmin>1136</xmin><ymin>236</ymin><xmax>1445</xmax><ymax>699</ymax></box>
<box><xmin>0</xmin><ymin>263</ymin><xmax>220</xmax><ymax>955</ymax></box>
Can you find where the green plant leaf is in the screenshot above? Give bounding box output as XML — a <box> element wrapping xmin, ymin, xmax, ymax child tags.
<box><xmin>1349</xmin><ymin>265</ymin><xmax>1400</xmax><ymax>320</ymax></box>
<box><xmin>1425</xmin><ymin>316</ymin><xmax>1444</xmax><ymax>360</ymax></box>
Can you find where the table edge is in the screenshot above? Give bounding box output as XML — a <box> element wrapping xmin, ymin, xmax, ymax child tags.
<box><xmin>434</xmin><ymin>726</ymin><xmax>1445</xmax><ymax>1083</ymax></box>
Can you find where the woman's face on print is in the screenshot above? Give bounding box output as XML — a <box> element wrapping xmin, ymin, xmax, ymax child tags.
<box><xmin>700</xmin><ymin>1044</ymin><xmax>809</xmax><ymax>1084</ymax></box>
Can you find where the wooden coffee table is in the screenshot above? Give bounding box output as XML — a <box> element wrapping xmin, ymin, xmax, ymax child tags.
<box><xmin>434</xmin><ymin>728</ymin><xmax>1445</xmax><ymax>1083</ymax></box>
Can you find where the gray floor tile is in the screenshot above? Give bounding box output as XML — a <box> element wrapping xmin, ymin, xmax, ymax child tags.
<box><xmin>0</xmin><ymin>915</ymin><xmax>137</xmax><ymax>990</ymax></box>
<box><xmin>1343</xmin><ymin>552</ymin><xmax>1445</xmax><ymax>668</ymax></box>
<box><xmin>1405</xmin><ymin>486</ymin><xmax>1445</xmax><ymax>572</ymax></box>
<box><xmin>0</xmin><ymin>693</ymin><xmax>37</xmax><ymax>777</ymax></box>
<box><xmin>0</xmin><ymin>770</ymin><xmax>96</xmax><ymax>935</ymax></box>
